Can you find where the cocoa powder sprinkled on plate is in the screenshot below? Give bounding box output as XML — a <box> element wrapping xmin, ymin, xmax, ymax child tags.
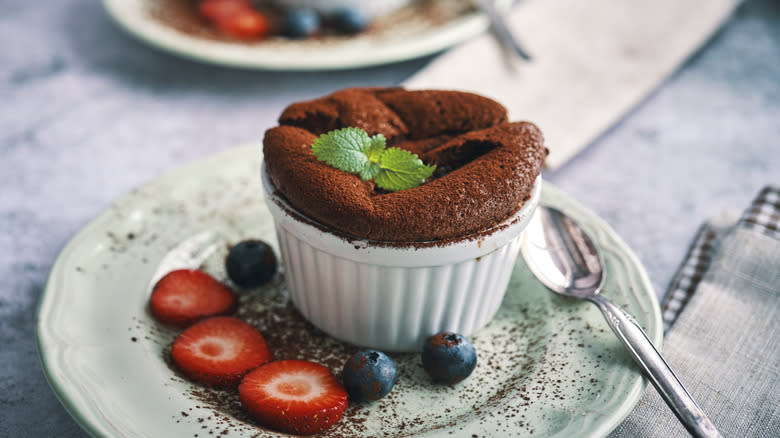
<box><xmin>139</xmin><ymin>237</ymin><xmax>623</xmax><ymax>437</ymax></box>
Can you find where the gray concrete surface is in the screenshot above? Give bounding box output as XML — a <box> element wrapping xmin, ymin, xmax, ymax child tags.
<box><xmin>1</xmin><ymin>0</ymin><xmax>777</xmax><ymax>436</ymax></box>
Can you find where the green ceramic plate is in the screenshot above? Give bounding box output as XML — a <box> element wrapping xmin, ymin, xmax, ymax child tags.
<box><xmin>37</xmin><ymin>144</ymin><xmax>662</xmax><ymax>437</ymax></box>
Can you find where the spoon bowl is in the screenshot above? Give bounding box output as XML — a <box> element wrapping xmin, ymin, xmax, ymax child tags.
<box><xmin>520</xmin><ymin>206</ymin><xmax>722</xmax><ymax>438</ymax></box>
<box><xmin>521</xmin><ymin>205</ymin><xmax>604</xmax><ymax>299</ymax></box>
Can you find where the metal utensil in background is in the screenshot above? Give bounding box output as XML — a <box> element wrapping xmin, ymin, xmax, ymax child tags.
<box><xmin>473</xmin><ymin>0</ymin><xmax>532</xmax><ymax>61</ymax></box>
<box><xmin>520</xmin><ymin>206</ymin><xmax>723</xmax><ymax>438</ymax></box>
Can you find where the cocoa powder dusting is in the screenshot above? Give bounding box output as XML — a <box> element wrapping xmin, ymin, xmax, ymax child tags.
<box><xmin>264</xmin><ymin>87</ymin><xmax>547</xmax><ymax>243</ymax></box>
<box><xmin>126</xmin><ymin>176</ymin><xmax>628</xmax><ymax>437</ymax></box>
<box><xmin>144</xmin><ymin>262</ymin><xmax>622</xmax><ymax>437</ymax></box>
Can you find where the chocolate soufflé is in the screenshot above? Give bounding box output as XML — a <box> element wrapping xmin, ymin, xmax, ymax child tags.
<box><xmin>262</xmin><ymin>87</ymin><xmax>547</xmax><ymax>242</ymax></box>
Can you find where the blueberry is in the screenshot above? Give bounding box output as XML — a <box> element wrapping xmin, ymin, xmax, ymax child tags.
<box><xmin>330</xmin><ymin>8</ymin><xmax>369</xmax><ymax>34</ymax></box>
<box><xmin>342</xmin><ymin>350</ymin><xmax>397</xmax><ymax>402</ymax></box>
<box><xmin>225</xmin><ymin>239</ymin><xmax>277</xmax><ymax>288</ymax></box>
<box><xmin>421</xmin><ymin>332</ymin><xmax>477</xmax><ymax>384</ymax></box>
<box><xmin>281</xmin><ymin>8</ymin><xmax>321</xmax><ymax>39</ymax></box>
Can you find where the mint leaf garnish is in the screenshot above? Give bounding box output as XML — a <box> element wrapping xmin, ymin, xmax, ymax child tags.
<box><xmin>365</xmin><ymin>134</ymin><xmax>386</xmax><ymax>161</ymax></box>
<box><xmin>374</xmin><ymin>147</ymin><xmax>437</xmax><ymax>192</ymax></box>
<box><xmin>358</xmin><ymin>134</ymin><xmax>385</xmax><ymax>180</ymax></box>
<box><xmin>311</xmin><ymin>127</ymin><xmax>371</xmax><ymax>174</ymax></box>
<box><xmin>311</xmin><ymin>128</ymin><xmax>436</xmax><ymax>192</ymax></box>
<box><xmin>359</xmin><ymin>161</ymin><xmax>381</xmax><ymax>181</ymax></box>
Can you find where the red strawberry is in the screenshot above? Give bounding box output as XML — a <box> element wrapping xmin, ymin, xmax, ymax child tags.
<box><xmin>239</xmin><ymin>360</ymin><xmax>348</xmax><ymax>435</ymax></box>
<box><xmin>171</xmin><ymin>316</ymin><xmax>271</xmax><ymax>386</ymax></box>
<box><xmin>197</xmin><ymin>0</ymin><xmax>251</xmax><ymax>23</ymax></box>
<box><xmin>149</xmin><ymin>269</ymin><xmax>237</xmax><ymax>327</ymax></box>
<box><xmin>217</xmin><ymin>10</ymin><xmax>270</xmax><ymax>40</ymax></box>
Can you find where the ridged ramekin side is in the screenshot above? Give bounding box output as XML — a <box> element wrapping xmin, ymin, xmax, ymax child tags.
<box><xmin>274</xmin><ymin>223</ymin><xmax>524</xmax><ymax>351</ymax></box>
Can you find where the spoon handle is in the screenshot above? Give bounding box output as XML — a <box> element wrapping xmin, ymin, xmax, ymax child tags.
<box><xmin>589</xmin><ymin>294</ymin><xmax>723</xmax><ymax>438</ymax></box>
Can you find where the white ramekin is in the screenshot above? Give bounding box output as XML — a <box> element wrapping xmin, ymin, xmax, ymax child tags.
<box><xmin>270</xmin><ymin>0</ymin><xmax>411</xmax><ymax>18</ymax></box>
<box><xmin>261</xmin><ymin>165</ymin><xmax>541</xmax><ymax>352</ymax></box>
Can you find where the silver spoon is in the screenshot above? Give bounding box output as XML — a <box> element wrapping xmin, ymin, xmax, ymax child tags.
<box><xmin>520</xmin><ymin>206</ymin><xmax>722</xmax><ymax>438</ymax></box>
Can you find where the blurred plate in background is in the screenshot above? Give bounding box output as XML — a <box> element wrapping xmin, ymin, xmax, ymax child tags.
<box><xmin>102</xmin><ymin>0</ymin><xmax>508</xmax><ymax>70</ymax></box>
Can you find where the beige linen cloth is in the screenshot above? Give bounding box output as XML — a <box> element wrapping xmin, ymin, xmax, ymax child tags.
<box><xmin>405</xmin><ymin>0</ymin><xmax>741</xmax><ymax>168</ymax></box>
<box><xmin>610</xmin><ymin>186</ymin><xmax>780</xmax><ymax>437</ymax></box>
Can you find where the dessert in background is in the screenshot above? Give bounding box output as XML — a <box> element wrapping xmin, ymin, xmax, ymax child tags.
<box><xmin>167</xmin><ymin>0</ymin><xmax>412</xmax><ymax>40</ymax></box>
<box><xmin>149</xmin><ymin>0</ymin><xmax>478</xmax><ymax>43</ymax></box>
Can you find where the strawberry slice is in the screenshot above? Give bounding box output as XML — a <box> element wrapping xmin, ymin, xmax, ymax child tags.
<box><xmin>171</xmin><ymin>316</ymin><xmax>271</xmax><ymax>386</ymax></box>
<box><xmin>197</xmin><ymin>0</ymin><xmax>251</xmax><ymax>23</ymax></box>
<box><xmin>149</xmin><ymin>269</ymin><xmax>237</xmax><ymax>327</ymax></box>
<box><xmin>217</xmin><ymin>10</ymin><xmax>270</xmax><ymax>40</ymax></box>
<box><xmin>239</xmin><ymin>360</ymin><xmax>348</xmax><ymax>435</ymax></box>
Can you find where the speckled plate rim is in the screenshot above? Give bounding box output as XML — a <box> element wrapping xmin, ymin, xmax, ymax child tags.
<box><xmin>100</xmin><ymin>0</ymin><xmax>506</xmax><ymax>71</ymax></box>
<box><xmin>37</xmin><ymin>144</ymin><xmax>662</xmax><ymax>438</ymax></box>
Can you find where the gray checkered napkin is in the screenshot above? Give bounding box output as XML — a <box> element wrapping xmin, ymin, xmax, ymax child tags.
<box><xmin>610</xmin><ymin>185</ymin><xmax>780</xmax><ymax>437</ymax></box>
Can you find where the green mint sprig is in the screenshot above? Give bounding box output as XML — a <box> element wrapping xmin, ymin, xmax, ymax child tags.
<box><xmin>311</xmin><ymin>127</ymin><xmax>436</xmax><ymax>192</ymax></box>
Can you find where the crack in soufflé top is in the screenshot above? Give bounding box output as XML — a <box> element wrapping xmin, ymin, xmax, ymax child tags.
<box><xmin>262</xmin><ymin>87</ymin><xmax>547</xmax><ymax>242</ymax></box>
